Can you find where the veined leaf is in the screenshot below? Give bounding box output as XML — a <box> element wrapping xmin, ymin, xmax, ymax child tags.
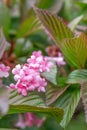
<box><xmin>17</xmin><ymin>15</ymin><xmax>42</xmax><ymax>38</ymax></box>
<box><xmin>8</xmin><ymin>90</ymin><xmax>64</xmax><ymax>123</ymax></box>
<box><xmin>81</xmin><ymin>83</ymin><xmax>87</xmax><ymax>122</ymax></box>
<box><xmin>61</xmin><ymin>33</ymin><xmax>87</xmax><ymax>68</ymax></box>
<box><xmin>42</xmin><ymin>63</ymin><xmax>57</xmax><ymax>85</ymax></box>
<box><xmin>46</xmin><ymin>84</ymin><xmax>68</xmax><ymax>106</ymax></box>
<box><xmin>53</xmin><ymin>85</ymin><xmax>81</xmax><ymax>128</ymax></box>
<box><xmin>68</xmin><ymin>15</ymin><xmax>84</xmax><ymax>31</ymax></box>
<box><xmin>34</xmin><ymin>8</ymin><xmax>87</xmax><ymax>68</ymax></box>
<box><xmin>67</xmin><ymin>69</ymin><xmax>87</xmax><ymax>123</ymax></box>
<box><xmin>67</xmin><ymin>69</ymin><xmax>87</xmax><ymax>84</ymax></box>
<box><xmin>9</xmin><ymin>91</ymin><xmax>44</xmax><ymax>106</ymax></box>
<box><xmin>9</xmin><ymin>105</ymin><xmax>63</xmax><ymax>123</ymax></box>
<box><xmin>34</xmin><ymin>7</ymin><xmax>73</xmax><ymax>46</ymax></box>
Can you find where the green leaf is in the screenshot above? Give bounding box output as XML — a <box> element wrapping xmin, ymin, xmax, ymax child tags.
<box><xmin>9</xmin><ymin>105</ymin><xmax>63</xmax><ymax>124</ymax></box>
<box><xmin>0</xmin><ymin>30</ymin><xmax>8</xmax><ymax>59</ymax></box>
<box><xmin>37</xmin><ymin>0</ymin><xmax>63</xmax><ymax>14</ymax></box>
<box><xmin>34</xmin><ymin>7</ymin><xmax>73</xmax><ymax>46</ymax></box>
<box><xmin>57</xmin><ymin>77</ymin><xmax>67</xmax><ymax>87</ymax></box>
<box><xmin>61</xmin><ymin>33</ymin><xmax>87</xmax><ymax>68</ymax></box>
<box><xmin>68</xmin><ymin>15</ymin><xmax>84</xmax><ymax>31</ymax></box>
<box><xmin>67</xmin><ymin>69</ymin><xmax>87</xmax><ymax>84</ymax></box>
<box><xmin>50</xmin><ymin>0</ymin><xmax>63</xmax><ymax>14</ymax></box>
<box><xmin>53</xmin><ymin>85</ymin><xmax>81</xmax><ymax>128</ymax></box>
<box><xmin>8</xmin><ymin>90</ymin><xmax>64</xmax><ymax>123</ymax></box>
<box><xmin>0</xmin><ymin>86</ymin><xmax>10</xmax><ymax>116</ymax></box>
<box><xmin>42</xmin><ymin>63</ymin><xmax>57</xmax><ymax>85</ymax></box>
<box><xmin>46</xmin><ymin>84</ymin><xmax>68</xmax><ymax>106</ymax></box>
<box><xmin>81</xmin><ymin>83</ymin><xmax>87</xmax><ymax>122</ymax></box>
<box><xmin>9</xmin><ymin>91</ymin><xmax>44</xmax><ymax>106</ymax></box>
<box><xmin>14</xmin><ymin>39</ymin><xmax>32</xmax><ymax>57</ymax></box>
<box><xmin>67</xmin><ymin>70</ymin><xmax>87</xmax><ymax>123</ymax></box>
<box><xmin>0</xmin><ymin>2</ymin><xmax>11</xmax><ymax>36</ymax></box>
<box><xmin>75</xmin><ymin>1</ymin><xmax>87</xmax><ymax>8</ymax></box>
<box><xmin>37</xmin><ymin>0</ymin><xmax>55</xmax><ymax>9</ymax></box>
<box><xmin>62</xmin><ymin>0</ymin><xmax>73</xmax><ymax>21</ymax></box>
<box><xmin>17</xmin><ymin>15</ymin><xmax>42</xmax><ymax>38</ymax></box>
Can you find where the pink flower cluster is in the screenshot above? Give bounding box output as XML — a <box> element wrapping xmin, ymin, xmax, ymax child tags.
<box><xmin>0</xmin><ymin>64</ymin><xmax>10</xmax><ymax>78</ymax></box>
<box><xmin>15</xmin><ymin>113</ymin><xmax>45</xmax><ymax>129</ymax></box>
<box><xmin>10</xmin><ymin>51</ymin><xmax>53</xmax><ymax>96</ymax></box>
<box><xmin>45</xmin><ymin>52</ymin><xmax>66</xmax><ymax>66</ymax></box>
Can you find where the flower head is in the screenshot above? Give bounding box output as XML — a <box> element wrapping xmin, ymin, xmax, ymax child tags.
<box><xmin>10</xmin><ymin>51</ymin><xmax>53</xmax><ymax>96</ymax></box>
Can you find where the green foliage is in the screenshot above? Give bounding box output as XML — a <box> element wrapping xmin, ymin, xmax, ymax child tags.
<box><xmin>34</xmin><ymin>7</ymin><xmax>87</xmax><ymax>128</ymax></box>
<box><xmin>61</xmin><ymin>33</ymin><xmax>87</xmax><ymax>68</ymax></box>
<box><xmin>34</xmin><ymin>7</ymin><xmax>73</xmax><ymax>46</ymax></box>
<box><xmin>68</xmin><ymin>15</ymin><xmax>84</xmax><ymax>31</ymax></box>
<box><xmin>37</xmin><ymin>0</ymin><xmax>55</xmax><ymax>9</ymax></box>
<box><xmin>34</xmin><ymin>8</ymin><xmax>87</xmax><ymax>68</ymax></box>
<box><xmin>0</xmin><ymin>2</ymin><xmax>10</xmax><ymax>37</ymax></box>
<box><xmin>42</xmin><ymin>63</ymin><xmax>57</xmax><ymax>85</ymax></box>
<box><xmin>46</xmin><ymin>84</ymin><xmax>68</xmax><ymax>106</ymax></box>
<box><xmin>14</xmin><ymin>38</ymin><xmax>33</xmax><ymax>57</ymax></box>
<box><xmin>57</xmin><ymin>77</ymin><xmax>67</xmax><ymax>87</ymax></box>
<box><xmin>17</xmin><ymin>15</ymin><xmax>42</xmax><ymax>38</ymax></box>
<box><xmin>53</xmin><ymin>86</ymin><xmax>81</xmax><ymax>128</ymax></box>
<box><xmin>67</xmin><ymin>69</ymin><xmax>87</xmax><ymax>84</ymax></box>
<box><xmin>8</xmin><ymin>90</ymin><xmax>64</xmax><ymax>124</ymax></box>
<box><xmin>67</xmin><ymin>68</ymin><xmax>87</xmax><ymax>126</ymax></box>
<box><xmin>75</xmin><ymin>1</ymin><xmax>87</xmax><ymax>9</ymax></box>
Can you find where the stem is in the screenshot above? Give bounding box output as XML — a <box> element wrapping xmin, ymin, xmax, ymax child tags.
<box><xmin>8</xmin><ymin>40</ymin><xmax>15</xmax><ymax>56</ymax></box>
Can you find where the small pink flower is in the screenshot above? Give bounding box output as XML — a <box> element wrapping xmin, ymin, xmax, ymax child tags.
<box><xmin>12</xmin><ymin>64</ymin><xmax>21</xmax><ymax>75</ymax></box>
<box><xmin>0</xmin><ymin>64</ymin><xmax>10</xmax><ymax>78</ymax></box>
<box><xmin>15</xmin><ymin>114</ymin><xmax>26</xmax><ymax>129</ymax></box>
<box><xmin>56</xmin><ymin>52</ymin><xmax>66</xmax><ymax>66</ymax></box>
<box><xmin>10</xmin><ymin>51</ymin><xmax>53</xmax><ymax>96</ymax></box>
<box><xmin>25</xmin><ymin>113</ymin><xmax>45</xmax><ymax>128</ymax></box>
<box><xmin>15</xmin><ymin>113</ymin><xmax>45</xmax><ymax>129</ymax></box>
<box><xmin>45</xmin><ymin>52</ymin><xmax>66</xmax><ymax>67</ymax></box>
